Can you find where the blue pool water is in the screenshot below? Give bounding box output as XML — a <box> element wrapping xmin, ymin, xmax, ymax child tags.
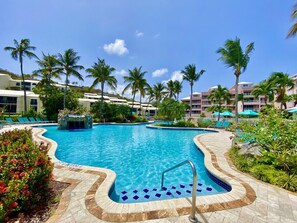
<box><xmin>43</xmin><ymin>124</ymin><xmax>230</xmax><ymax>203</ymax></box>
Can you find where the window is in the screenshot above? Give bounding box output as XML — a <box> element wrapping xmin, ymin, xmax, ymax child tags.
<box><xmin>30</xmin><ymin>99</ymin><xmax>38</xmax><ymax>112</ymax></box>
<box><xmin>0</xmin><ymin>97</ymin><xmax>18</xmax><ymax>113</ymax></box>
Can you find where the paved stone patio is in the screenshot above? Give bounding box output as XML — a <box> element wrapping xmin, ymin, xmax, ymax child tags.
<box><xmin>1</xmin><ymin>124</ymin><xmax>297</xmax><ymax>222</ymax></box>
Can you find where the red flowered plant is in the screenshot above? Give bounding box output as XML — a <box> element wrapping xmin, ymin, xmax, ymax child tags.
<box><xmin>0</xmin><ymin>129</ymin><xmax>53</xmax><ymax>221</ymax></box>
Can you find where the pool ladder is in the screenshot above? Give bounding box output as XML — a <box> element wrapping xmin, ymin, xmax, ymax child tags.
<box><xmin>161</xmin><ymin>160</ymin><xmax>198</xmax><ymax>223</ymax></box>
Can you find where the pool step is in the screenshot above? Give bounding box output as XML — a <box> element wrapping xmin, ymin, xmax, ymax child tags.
<box><xmin>118</xmin><ymin>182</ymin><xmax>213</xmax><ymax>203</ymax></box>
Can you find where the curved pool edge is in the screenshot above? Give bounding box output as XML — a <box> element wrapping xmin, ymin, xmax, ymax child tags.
<box><xmin>32</xmin><ymin>126</ymin><xmax>256</xmax><ymax>222</ymax></box>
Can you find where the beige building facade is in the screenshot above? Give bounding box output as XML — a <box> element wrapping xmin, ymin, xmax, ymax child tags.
<box><xmin>0</xmin><ymin>73</ymin><xmax>157</xmax><ymax>116</ymax></box>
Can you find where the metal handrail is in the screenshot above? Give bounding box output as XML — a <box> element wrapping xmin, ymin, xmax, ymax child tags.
<box><xmin>161</xmin><ymin>160</ymin><xmax>198</xmax><ymax>223</ymax></box>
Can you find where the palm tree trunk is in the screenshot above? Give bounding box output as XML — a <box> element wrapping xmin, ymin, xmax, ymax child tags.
<box><xmin>145</xmin><ymin>97</ymin><xmax>151</xmax><ymax>118</ymax></box>
<box><xmin>20</xmin><ymin>57</ymin><xmax>27</xmax><ymax>113</ymax></box>
<box><xmin>218</xmin><ymin>105</ymin><xmax>221</xmax><ymax>121</ymax></box>
<box><xmin>100</xmin><ymin>82</ymin><xmax>104</xmax><ymax>120</ymax></box>
<box><xmin>139</xmin><ymin>95</ymin><xmax>142</xmax><ymax>116</ymax></box>
<box><xmin>63</xmin><ymin>74</ymin><xmax>69</xmax><ymax>109</ymax></box>
<box><xmin>189</xmin><ymin>84</ymin><xmax>193</xmax><ymax>118</ymax></box>
<box><xmin>235</xmin><ymin>75</ymin><xmax>239</xmax><ymax>124</ymax></box>
<box><xmin>242</xmin><ymin>101</ymin><xmax>245</xmax><ymax>111</ymax></box>
<box><xmin>131</xmin><ymin>93</ymin><xmax>135</xmax><ymax>115</ymax></box>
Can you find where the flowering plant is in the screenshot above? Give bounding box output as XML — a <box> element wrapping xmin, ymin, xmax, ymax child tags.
<box><xmin>0</xmin><ymin>129</ymin><xmax>53</xmax><ymax>221</ymax></box>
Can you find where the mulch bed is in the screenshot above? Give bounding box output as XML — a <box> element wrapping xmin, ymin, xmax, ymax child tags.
<box><xmin>8</xmin><ymin>180</ymin><xmax>69</xmax><ymax>223</ymax></box>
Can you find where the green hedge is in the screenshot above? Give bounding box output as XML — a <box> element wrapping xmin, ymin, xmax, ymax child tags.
<box><xmin>0</xmin><ymin>129</ymin><xmax>53</xmax><ymax>221</ymax></box>
<box><xmin>229</xmin><ymin>146</ymin><xmax>297</xmax><ymax>192</ymax></box>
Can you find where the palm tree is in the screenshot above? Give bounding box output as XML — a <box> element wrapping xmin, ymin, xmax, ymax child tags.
<box><xmin>208</xmin><ymin>85</ymin><xmax>231</xmax><ymax>121</ymax></box>
<box><xmin>144</xmin><ymin>86</ymin><xmax>155</xmax><ymax>117</ymax></box>
<box><xmin>86</xmin><ymin>59</ymin><xmax>117</xmax><ymax>120</ymax></box>
<box><xmin>287</xmin><ymin>3</ymin><xmax>297</xmax><ymax>38</ymax></box>
<box><xmin>182</xmin><ymin>64</ymin><xmax>205</xmax><ymax>118</ymax></box>
<box><xmin>166</xmin><ymin>80</ymin><xmax>175</xmax><ymax>99</ymax></box>
<box><xmin>217</xmin><ymin>37</ymin><xmax>254</xmax><ymax>124</ymax></box>
<box><xmin>122</xmin><ymin>66</ymin><xmax>147</xmax><ymax>114</ymax></box>
<box><xmin>153</xmin><ymin>82</ymin><xmax>166</xmax><ymax>115</ymax></box>
<box><xmin>252</xmin><ymin>80</ymin><xmax>275</xmax><ymax>105</ymax></box>
<box><xmin>237</xmin><ymin>93</ymin><xmax>245</xmax><ymax>111</ymax></box>
<box><xmin>33</xmin><ymin>53</ymin><xmax>61</xmax><ymax>87</ymax></box>
<box><xmin>268</xmin><ymin>72</ymin><xmax>295</xmax><ymax>110</ymax></box>
<box><xmin>57</xmin><ymin>49</ymin><xmax>84</xmax><ymax>109</ymax></box>
<box><xmin>137</xmin><ymin>78</ymin><xmax>149</xmax><ymax>116</ymax></box>
<box><xmin>4</xmin><ymin>39</ymin><xmax>38</xmax><ymax>113</ymax></box>
<box><xmin>173</xmin><ymin>80</ymin><xmax>182</xmax><ymax>101</ymax></box>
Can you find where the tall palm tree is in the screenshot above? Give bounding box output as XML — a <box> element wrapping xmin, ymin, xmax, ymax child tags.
<box><xmin>182</xmin><ymin>64</ymin><xmax>205</xmax><ymax>118</ymax></box>
<box><xmin>122</xmin><ymin>66</ymin><xmax>147</xmax><ymax>114</ymax></box>
<box><xmin>86</xmin><ymin>59</ymin><xmax>117</xmax><ymax>119</ymax></box>
<box><xmin>268</xmin><ymin>72</ymin><xmax>295</xmax><ymax>110</ymax></box>
<box><xmin>166</xmin><ymin>80</ymin><xmax>175</xmax><ymax>99</ymax></box>
<box><xmin>57</xmin><ymin>49</ymin><xmax>84</xmax><ymax>109</ymax></box>
<box><xmin>4</xmin><ymin>39</ymin><xmax>38</xmax><ymax>113</ymax></box>
<box><xmin>287</xmin><ymin>3</ymin><xmax>297</xmax><ymax>38</ymax></box>
<box><xmin>208</xmin><ymin>85</ymin><xmax>231</xmax><ymax>121</ymax></box>
<box><xmin>237</xmin><ymin>93</ymin><xmax>245</xmax><ymax>111</ymax></box>
<box><xmin>153</xmin><ymin>82</ymin><xmax>166</xmax><ymax>115</ymax></box>
<box><xmin>173</xmin><ymin>80</ymin><xmax>182</xmax><ymax>101</ymax></box>
<box><xmin>252</xmin><ymin>80</ymin><xmax>275</xmax><ymax>105</ymax></box>
<box><xmin>137</xmin><ymin>78</ymin><xmax>149</xmax><ymax>115</ymax></box>
<box><xmin>145</xmin><ymin>86</ymin><xmax>155</xmax><ymax>116</ymax></box>
<box><xmin>33</xmin><ymin>53</ymin><xmax>61</xmax><ymax>87</ymax></box>
<box><xmin>217</xmin><ymin>37</ymin><xmax>254</xmax><ymax>124</ymax></box>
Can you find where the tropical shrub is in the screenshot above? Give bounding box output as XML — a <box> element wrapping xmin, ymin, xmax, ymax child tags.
<box><xmin>0</xmin><ymin>129</ymin><xmax>53</xmax><ymax>221</ymax></box>
<box><xmin>236</xmin><ymin>109</ymin><xmax>297</xmax><ymax>174</ymax></box>
<box><xmin>229</xmin><ymin>146</ymin><xmax>297</xmax><ymax>191</ymax></box>
<box><xmin>155</xmin><ymin>121</ymin><xmax>196</xmax><ymax>128</ymax></box>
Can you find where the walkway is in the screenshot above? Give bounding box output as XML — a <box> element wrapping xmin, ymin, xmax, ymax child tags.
<box><xmin>1</xmin><ymin>125</ymin><xmax>297</xmax><ymax>222</ymax></box>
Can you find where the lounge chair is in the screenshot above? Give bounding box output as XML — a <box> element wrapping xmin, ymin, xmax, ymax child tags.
<box><xmin>22</xmin><ymin>117</ymin><xmax>31</xmax><ymax>123</ymax></box>
<box><xmin>5</xmin><ymin>117</ymin><xmax>17</xmax><ymax>124</ymax></box>
<box><xmin>209</xmin><ymin>120</ymin><xmax>223</xmax><ymax>128</ymax></box>
<box><xmin>35</xmin><ymin>117</ymin><xmax>44</xmax><ymax>123</ymax></box>
<box><xmin>221</xmin><ymin>121</ymin><xmax>231</xmax><ymax>129</ymax></box>
<box><xmin>29</xmin><ymin>117</ymin><xmax>37</xmax><ymax>122</ymax></box>
<box><xmin>42</xmin><ymin>117</ymin><xmax>54</xmax><ymax>123</ymax></box>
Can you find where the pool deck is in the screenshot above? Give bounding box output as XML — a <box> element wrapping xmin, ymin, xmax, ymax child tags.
<box><xmin>1</xmin><ymin>124</ymin><xmax>297</xmax><ymax>223</ymax></box>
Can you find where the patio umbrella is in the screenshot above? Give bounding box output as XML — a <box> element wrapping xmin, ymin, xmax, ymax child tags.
<box><xmin>288</xmin><ymin>108</ymin><xmax>297</xmax><ymax>113</ymax></box>
<box><xmin>213</xmin><ymin>112</ymin><xmax>222</xmax><ymax>116</ymax></box>
<box><xmin>220</xmin><ymin>111</ymin><xmax>235</xmax><ymax>117</ymax></box>
<box><xmin>239</xmin><ymin>110</ymin><xmax>259</xmax><ymax>116</ymax></box>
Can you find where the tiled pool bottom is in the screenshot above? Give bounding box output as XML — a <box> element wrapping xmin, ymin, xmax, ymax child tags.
<box><xmin>111</xmin><ymin>182</ymin><xmax>218</xmax><ymax>203</ymax></box>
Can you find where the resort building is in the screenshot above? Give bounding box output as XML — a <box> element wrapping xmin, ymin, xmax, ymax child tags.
<box><xmin>182</xmin><ymin>82</ymin><xmax>275</xmax><ymax>118</ymax></box>
<box><xmin>0</xmin><ymin>73</ymin><xmax>157</xmax><ymax>116</ymax></box>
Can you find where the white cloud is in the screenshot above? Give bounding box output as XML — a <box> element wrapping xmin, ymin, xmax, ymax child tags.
<box><xmin>171</xmin><ymin>70</ymin><xmax>183</xmax><ymax>82</ymax></box>
<box><xmin>135</xmin><ymin>30</ymin><xmax>144</xmax><ymax>37</ymax></box>
<box><xmin>163</xmin><ymin>70</ymin><xmax>183</xmax><ymax>84</ymax></box>
<box><xmin>115</xmin><ymin>69</ymin><xmax>128</xmax><ymax>76</ymax></box>
<box><xmin>103</xmin><ymin>39</ymin><xmax>129</xmax><ymax>56</ymax></box>
<box><xmin>152</xmin><ymin>68</ymin><xmax>168</xmax><ymax>78</ymax></box>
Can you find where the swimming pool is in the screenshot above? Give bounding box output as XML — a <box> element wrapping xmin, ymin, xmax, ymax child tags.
<box><xmin>43</xmin><ymin>124</ymin><xmax>230</xmax><ymax>203</ymax></box>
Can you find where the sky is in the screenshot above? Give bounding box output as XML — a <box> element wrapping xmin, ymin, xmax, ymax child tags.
<box><xmin>1</xmin><ymin>0</ymin><xmax>297</xmax><ymax>100</ymax></box>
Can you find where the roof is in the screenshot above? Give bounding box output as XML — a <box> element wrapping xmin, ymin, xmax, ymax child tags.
<box><xmin>0</xmin><ymin>89</ymin><xmax>39</xmax><ymax>97</ymax></box>
<box><xmin>181</xmin><ymin>96</ymin><xmax>190</xmax><ymax>100</ymax></box>
<box><xmin>238</xmin><ymin>82</ymin><xmax>254</xmax><ymax>85</ymax></box>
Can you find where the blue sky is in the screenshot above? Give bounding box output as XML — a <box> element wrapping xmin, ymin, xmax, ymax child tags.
<box><xmin>1</xmin><ymin>0</ymin><xmax>296</xmax><ymax>99</ymax></box>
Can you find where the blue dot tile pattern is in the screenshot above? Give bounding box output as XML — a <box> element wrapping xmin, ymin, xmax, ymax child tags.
<box><xmin>117</xmin><ymin>182</ymin><xmax>217</xmax><ymax>203</ymax></box>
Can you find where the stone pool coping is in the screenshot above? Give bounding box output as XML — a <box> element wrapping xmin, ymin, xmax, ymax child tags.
<box><xmin>32</xmin><ymin>126</ymin><xmax>256</xmax><ymax>222</ymax></box>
